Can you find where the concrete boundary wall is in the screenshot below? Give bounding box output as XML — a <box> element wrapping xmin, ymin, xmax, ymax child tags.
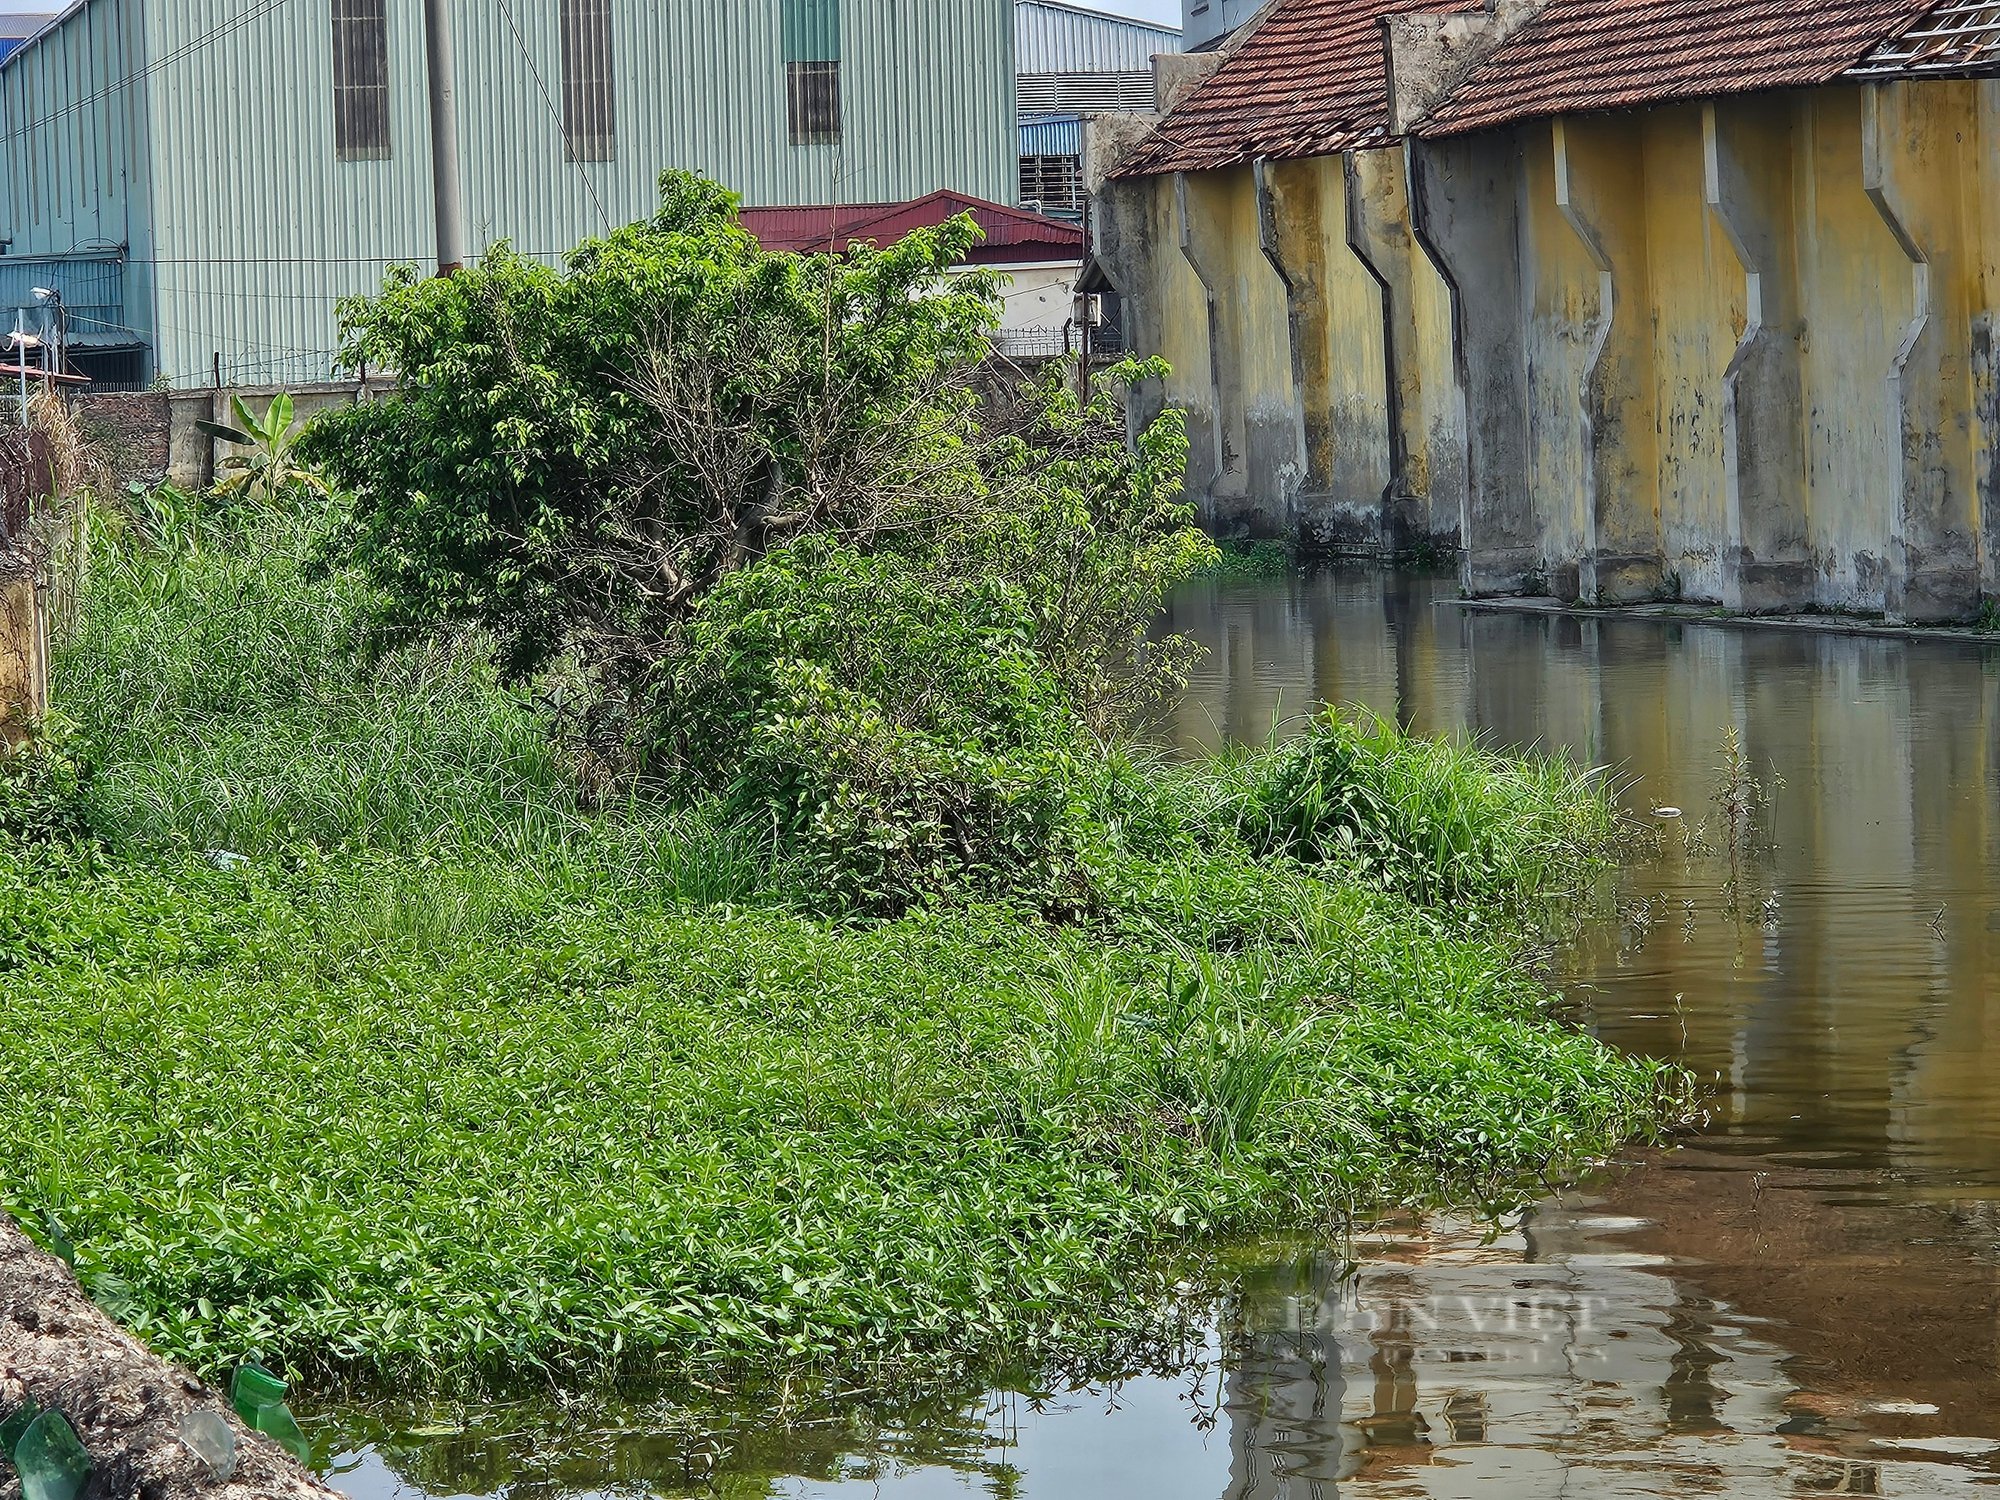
<box><xmin>73</xmin><ymin>381</ymin><xmax>381</xmax><ymax>495</ymax></box>
<box><xmin>1103</xmin><ymin>76</ymin><xmax>2000</xmax><ymax>620</ymax></box>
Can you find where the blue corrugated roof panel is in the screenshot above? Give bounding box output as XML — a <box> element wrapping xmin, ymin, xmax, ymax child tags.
<box><xmin>1020</xmin><ymin>112</ymin><xmax>1085</xmax><ymax>155</ymax></box>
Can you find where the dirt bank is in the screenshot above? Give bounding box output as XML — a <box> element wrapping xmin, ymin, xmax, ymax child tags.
<box><xmin>0</xmin><ymin>1217</ymin><xmax>336</xmax><ymax>1500</ymax></box>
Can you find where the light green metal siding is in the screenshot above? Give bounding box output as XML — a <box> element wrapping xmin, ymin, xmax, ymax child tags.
<box><xmin>75</xmin><ymin>0</ymin><xmax>1016</xmax><ymax>385</ymax></box>
<box><xmin>0</xmin><ymin>0</ymin><xmax>150</xmax><ymax>362</ymax></box>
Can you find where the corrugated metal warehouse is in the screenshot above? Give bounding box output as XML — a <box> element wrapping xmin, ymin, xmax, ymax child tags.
<box><xmin>0</xmin><ymin>0</ymin><xmax>1021</xmax><ymax>388</ymax></box>
<box><xmin>1015</xmin><ymin>0</ymin><xmax>1178</xmax><ymax>111</ymax></box>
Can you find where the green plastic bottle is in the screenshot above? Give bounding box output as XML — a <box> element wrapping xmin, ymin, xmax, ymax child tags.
<box><xmin>230</xmin><ymin>1362</ymin><xmax>311</xmax><ymax>1463</ymax></box>
<box><xmin>11</xmin><ymin>1411</ymin><xmax>91</xmax><ymax>1500</ymax></box>
<box><xmin>0</xmin><ymin>1399</ymin><xmax>40</xmax><ymax>1457</ymax></box>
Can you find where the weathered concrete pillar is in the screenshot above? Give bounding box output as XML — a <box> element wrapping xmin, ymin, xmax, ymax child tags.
<box><xmin>1346</xmin><ymin>146</ymin><xmax>1468</xmax><ymax>557</ymax></box>
<box><xmin>1178</xmin><ymin>166</ymin><xmax>1303</xmax><ymax>536</ymax></box>
<box><xmin>1978</xmin><ymin>81</ymin><xmax>2000</xmax><ymax>603</ymax></box>
<box><xmin>1551</xmin><ymin>116</ymin><xmax>1664</xmax><ymax>603</ymax></box>
<box><xmin>1093</xmin><ymin>172</ymin><xmax>1220</xmax><ymax>513</ymax></box>
<box><xmin>1408</xmin><ymin>131</ymin><xmax>1541</xmax><ymax>595</ymax></box>
<box><xmin>1703</xmin><ymin>97</ymin><xmax>1814</xmax><ymax>613</ymax></box>
<box><xmin>1259</xmin><ymin>154</ymin><xmax>1395</xmax><ymax>550</ymax></box>
<box><xmin>1091</xmin><ymin>172</ymin><xmax>1174</xmax><ymax>442</ymax></box>
<box><xmin>0</xmin><ymin>571</ymin><xmax>45</xmax><ymax>745</ymax></box>
<box><xmin>1795</xmin><ymin>87</ymin><xmax>1908</xmax><ymax>611</ymax></box>
<box><xmin>1863</xmin><ymin>81</ymin><xmax>1983</xmax><ymax>621</ymax></box>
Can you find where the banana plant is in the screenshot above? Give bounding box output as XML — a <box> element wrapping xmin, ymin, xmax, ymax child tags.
<box><xmin>195</xmin><ymin>392</ymin><xmax>331</xmax><ymax>504</ymax></box>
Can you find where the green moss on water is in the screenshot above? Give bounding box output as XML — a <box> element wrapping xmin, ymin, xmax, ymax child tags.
<box><xmin>0</xmin><ymin>511</ymin><xmax>1690</xmax><ymax>1389</ymax></box>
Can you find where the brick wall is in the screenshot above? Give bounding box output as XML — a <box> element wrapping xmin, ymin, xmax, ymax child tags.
<box><xmin>73</xmin><ymin>391</ymin><xmax>173</xmax><ymax>493</ymax></box>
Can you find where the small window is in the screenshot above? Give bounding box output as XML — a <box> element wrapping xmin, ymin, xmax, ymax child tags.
<box><xmin>783</xmin><ymin>0</ymin><xmax>841</xmax><ymax>146</ymax></box>
<box><xmin>331</xmin><ymin>0</ymin><xmax>391</xmax><ymax>161</ymax></box>
<box><xmin>787</xmin><ymin>61</ymin><xmax>842</xmax><ymax>146</ymax></box>
<box><xmin>561</xmin><ymin>0</ymin><xmax>615</xmax><ymax>162</ymax></box>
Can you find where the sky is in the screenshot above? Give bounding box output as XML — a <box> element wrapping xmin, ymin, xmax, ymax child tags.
<box><xmin>0</xmin><ymin>1</ymin><xmax>1187</xmax><ymax>22</ymax></box>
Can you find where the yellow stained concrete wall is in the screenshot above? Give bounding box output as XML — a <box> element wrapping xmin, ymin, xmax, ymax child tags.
<box><xmin>1347</xmin><ymin>148</ymin><xmax>1468</xmax><ymax>552</ymax></box>
<box><xmin>1106</xmin><ymin>77</ymin><xmax>2000</xmax><ymax>613</ymax></box>
<box><xmin>1521</xmin><ymin>126</ymin><xmax>1597</xmax><ymax>592</ymax></box>
<box><xmin>1178</xmin><ymin>166</ymin><xmax>1302</xmax><ymax>535</ymax></box>
<box><xmin>1115</xmin><ymin>172</ymin><xmax>1221</xmax><ymax>508</ymax></box>
<box><xmin>1641</xmin><ymin>106</ymin><xmax>1739</xmax><ymax>604</ymax></box>
<box><xmin>1798</xmin><ymin>87</ymin><xmax>1911</xmax><ymax>611</ymax></box>
<box><xmin>1979</xmin><ymin>82</ymin><xmax>2000</xmax><ymax>600</ymax></box>
<box><xmin>1864</xmin><ymin>79</ymin><xmax>1989</xmax><ymax>619</ymax></box>
<box><xmin>1553</xmin><ymin>114</ymin><xmax>1666</xmax><ymax>603</ymax></box>
<box><xmin>1262</xmin><ymin>155</ymin><xmax>1394</xmax><ymax>548</ymax></box>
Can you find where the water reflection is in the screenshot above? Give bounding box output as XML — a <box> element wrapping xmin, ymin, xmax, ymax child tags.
<box><xmin>327</xmin><ymin>569</ymin><xmax>2000</xmax><ymax>1498</ymax></box>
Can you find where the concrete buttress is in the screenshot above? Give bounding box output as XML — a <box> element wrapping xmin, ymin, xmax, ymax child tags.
<box><xmin>1258</xmin><ymin>155</ymin><xmax>1395</xmax><ymax>549</ymax></box>
<box><xmin>1409</xmin><ymin>131</ymin><xmax>1543</xmax><ymax>594</ymax></box>
<box><xmin>1863</xmin><ymin>81</ymin><xmax>1984</xmax><ymax>622</ymax></box>
<box><xmin>1178</xmin><ymin>167</ymin><xmax>1303</xmax><ymax>536</ymax></box>
<box><xmin>1704</xmin><ymin>97</ymin><xmax>1815</xmax><ymax>613</ymax></box>
<box><xmin>1345</xmin><ymin>147</ymin><xmax>1469</xmax><ymax>557</ymax></box>
<box><xmin>1551</xmin><ymin>116</ymin><xmax>1666</xmax><ymax>603</ymax></box>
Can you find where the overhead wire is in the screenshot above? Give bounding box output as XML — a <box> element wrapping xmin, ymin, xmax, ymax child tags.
<box><xmin>0</xmin><ymin>0</ymin><xmax>299</xmax><ymax>148</ymax></box>
<box><xmin>492</xmin><ymin>0</ymin><xmax>613</xmax><ymax>234</ymax></box>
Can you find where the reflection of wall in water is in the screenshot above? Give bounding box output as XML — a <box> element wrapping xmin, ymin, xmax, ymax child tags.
<box><xmin>1165</xmin><ymin>572</ymin><xmax>2000</xmax><ymax>1183</ymax></box>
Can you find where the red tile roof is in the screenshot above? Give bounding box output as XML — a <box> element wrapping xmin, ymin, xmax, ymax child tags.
<box><xmin>1113</xmin><ymin>0</ymin><xmax>1481</xmax><ymax>176</ymax></box>
<box><xmin>736</xmin><ymin>190</ymin><xmax>1084</xmax><ymax>263</ymax></box>
<box><xmin>1417</xmin><ymin>0</ymin><xmax>1936</xmax><ymax>134</ymax></box>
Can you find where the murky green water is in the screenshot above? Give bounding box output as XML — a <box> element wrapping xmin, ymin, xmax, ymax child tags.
<box><xmin>320</xmin><ymin>568</ymin><xmax>2000</xmax><ymax>1497</ymax></box>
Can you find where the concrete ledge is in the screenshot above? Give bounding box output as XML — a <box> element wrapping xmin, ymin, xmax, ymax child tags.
<box><xmin>1445</xmin><ymin>594</ymin><xmax>2000</xmax><ymax>645</ymax></box>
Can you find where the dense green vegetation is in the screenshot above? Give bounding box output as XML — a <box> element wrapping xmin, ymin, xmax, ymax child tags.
<box><xmin>0</xmin><ymin>499</ymin><xmax>1681</xmax><ymax>1388</ymax></box>
<box><xmin>0</xmin><ymin>176</ymin><xmax>1687</xmax><ymax>1392</ymax></box>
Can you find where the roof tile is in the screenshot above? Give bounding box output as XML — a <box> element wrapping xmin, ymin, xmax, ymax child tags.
<box><xmin>1417</xmin><ymin>0</ymin><xmax>1936</xmax><ymax>133</ymax></box>
<box><xmin>1113</xmin><ymin>0</ymin><xmax>1478</xmax><ymax>176</ymax></box>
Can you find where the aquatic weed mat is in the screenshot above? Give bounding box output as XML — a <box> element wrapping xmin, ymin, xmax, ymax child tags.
<box><xmin>0</xmin><ymin>843</ymin><xmax>1684</xmax><ymax>1390</ymax></box>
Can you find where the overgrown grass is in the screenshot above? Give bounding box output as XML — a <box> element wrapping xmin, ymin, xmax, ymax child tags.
<box><xmin>0</xmin><ymin>503</ymin><xmax>1690</xmax><ymax>1390</ymax></box>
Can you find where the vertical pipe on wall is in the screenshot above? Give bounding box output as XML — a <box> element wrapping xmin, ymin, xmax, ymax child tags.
<box><xmin>423</xmin><ymin>0</ymin><xmax>466</xmax><ymax>276</ymax></box>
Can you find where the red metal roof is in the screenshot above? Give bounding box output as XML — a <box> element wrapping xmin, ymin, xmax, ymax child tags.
<box><xmin>1113</xmin><ymin>0</ymin><xmax>1478</xmax><ymax>175</ymax></box>
<box><xmin>736</xmin><ymin>190</ymin><xmax>1084</xmax><ymax>263</ymax></box>
<box><xmin>1417</xmin><ymin>0</ymin><xmax>1936</xmax><ymax>134</ymax></box>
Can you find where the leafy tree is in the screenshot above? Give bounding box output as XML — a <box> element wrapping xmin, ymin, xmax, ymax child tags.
<box><xmin>306</xmin><ymin>171</ymin><xmax>998</xmax><ymax>686</ymax></box>
<box><xmin>305</xmin><ymin>171</ymin><xmax>1210</xmax><ymax>908</ymax></box>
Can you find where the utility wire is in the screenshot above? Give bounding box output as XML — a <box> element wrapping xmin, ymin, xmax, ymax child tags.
<box><xmin>0</xmin><ymin>0</ymin><xmax>297</xmax><ymax>148</ymax></box>
<box><xmin>493</xmin><ymin>0</ymin><xmax>612</xmax><ymax>233</ymax></box>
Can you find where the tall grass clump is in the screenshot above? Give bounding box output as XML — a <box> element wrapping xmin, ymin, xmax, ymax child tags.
<box><xmin>1234</xmin><ymin>709</ymin><xmax>1619</xmax><ymax>909</ymax></box>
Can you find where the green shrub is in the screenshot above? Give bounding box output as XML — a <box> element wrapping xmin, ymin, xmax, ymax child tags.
<box><xmin>1236</xmin><ymin>709</ymin><xmax>1617</xmax><ymax>908</ymax></box>
<box><xmin>0</xmin><ymin>728</ymin><xmax>95</xmax><ymax>846</ymax></box>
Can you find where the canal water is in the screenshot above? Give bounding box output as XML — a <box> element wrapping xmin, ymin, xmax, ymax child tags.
<box><xmin>323</xmin><ymin>568</ymin><xmax>2000</xmax><ymax>1498</ymax></box>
